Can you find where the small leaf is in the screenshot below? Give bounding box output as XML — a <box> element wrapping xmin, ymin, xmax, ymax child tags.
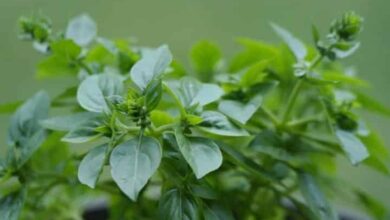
<box><xmin>40</xmin><ymin>112</ymin><xmax>99</xmax><ymax>131</ymax></box>
<box><xmin>204</xmin><ymin>203</ymin><xmax>235</xmax><ymax>220</ymax></box>
<box><xmin>77</xmin><ymin>72</ymin><xmax>124</xmax><ymax>113</ymax></box>
<box><xmin>356</xmin><ymin>191</ymin><xmax>389</xmax><ymax>220</ymax></box>
<box><xmin>130</xmin><ymin>45</ymin><xmax>172</xmax><ymax>91</ymax></box>
<box><xmin>159</xmin><ymin>189</ymin><xmax>199</xmax><ymax>220</ymax></box>
<box><xmin>169</xmin><ymin>77</ymin><xmax>224</xmax><ymax>108</ymax></box>
<box><xmin>198</xmin><ymin>111</ymin><xmax>249</xmax><ymax>137</ymax></box>
<box><xmin>0</xmin><ymin>101</ymin><xmax>23</xmax><ymax>114</ymax></box>
<box><xmin>271</xmin><ymin>23</ymin><xmax>307</xmax><ymax>60</ymax></box>
<box><xmin>218</xmin><ymin>94</ymin><xmax>263</xmax><ymax>124</ymax></box>
<box><xmin>0</xmin><ymin>189</ymin><xmax>26</xmax><ymax>220</ymax></box>
<box><xmin>240</xmin><ymin>60</ymin><xmax>269</xmax><ymax>87</ymax></box>
<box><xmin>175</xmin><ymin>128</ymin><xmax>222</xmax><ymax>179</ymax></box>
<box><xmin>61</xmin><ymin>117</ymin><xmax>103</xmax><ymax>143</ymax></box>
<box><xmin>144</xmin><ymin>79</ymin><xmax>162</xmax><ymax>112</ymax></box>
<box><xmin>335</xmin><ymin>128</ymin><xmax>369</xmax><ymax>165</ymax></box>
<box><xmin>66</xmin><ymin>14</ymin><xmax>97</xmax><ymax>46</ymax></box>
<box><xmin>355</xmin><ymin>92</ymin><xmax>390</xmax><ymax>117</ymax></box>
<box><xmin>190</xmin><ymin>40</ymin><xmax>221</xmax><ymax>82</ymax></box>
<box><xmin>78</xmin><ymin>144</ymin><xmax>108</xmax><ymax>188</ymax></box>
<box><xmin>299</xmin><ymin>173</ymin><xmax>337</xmax><ymax>220</ymax></box>
<box><xmin>333</xmin><ymin>42</ymin><xmax>360</xmax><ymax>59</ymax></box>
<box><xmin>150</xmin><ymin>110</ymin><xmax>175</xmax><ymax>128</ymax></box>
<box><xmin>110</xmin><ymin>136</ymin><xmax>162</xmax><ymax>201</ymax></box>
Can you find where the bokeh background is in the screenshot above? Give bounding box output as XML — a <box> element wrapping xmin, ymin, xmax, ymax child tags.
<box><xmin>1</xmin><ymin>0</ymin><xmax>389</xmax><ymax>212</ymax></box>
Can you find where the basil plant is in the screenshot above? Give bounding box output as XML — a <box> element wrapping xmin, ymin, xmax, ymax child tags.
<box><xmin>0</xmin><ymin>11</ymin><xmax>389</xmax><ymax>220</ymax></box>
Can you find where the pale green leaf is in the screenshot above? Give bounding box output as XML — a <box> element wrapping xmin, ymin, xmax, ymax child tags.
<box><xmin>110</xmin><ymin>136</ymin><xmax>162</xmax><ymax>201</ymax></box>
<box><xmin>299</xmin><ymin>173</ymin><xmax>337</xmax><ymax>220</ymax></box>
<box><xmin>198</xmin><ymin>111</ymin><xmax>249</xmax><ymax>137</ymax></box>
<box><xmin>40</xmin><ymin>112</ymin><xmax>99</xmax><ymax>131</ymax></box>
<box><xmin>175</xmin><ymin>128</ymin><xmax>222</xmax><ymax>179</ymax></box>
<box><xmin>130</xmin><ymin>45</ymin><xmax>172</xmax><ymax>91</ymax></box>
<box><xmin>0</xmin><ymin>189</ymin><xmax>25</xmax><ymax>220</ymax></box>
<box><xmin>61</xmin><ymin>117</ymin><xmax>103</xmax><ymax>143</ymax></box>
<box><xmin>335</xmin><ymin>128</ymin><xmax>369</xmax><ymax>165</ymax></box>
<box><xmin>271</xmin><ymin>23</ymin><xmax>307</xmax><ymax>60</ymax></box>
<box><xmin>66</xmin><ymin>14</ymin><xmax>97</xmax><ymax>46</ymax></box>
<box><xmin>78</xmin><ymin>144</ymin><xmax>108</xmax><ymax>188</ymax></box>
<box><xmin>218</xmin><ymin>94</ymin><xmax>263</xmax><ymax>124</ymax></box>
<box><xmin>77</xmin><ymin>72</ymin><xmax>124</xmax><ymax>113</ymax></box>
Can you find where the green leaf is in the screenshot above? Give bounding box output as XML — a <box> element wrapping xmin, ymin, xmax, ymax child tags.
<box><xmin>229</xmin><ymin>38</ymin><xmax>278</xmax><ymax>73</ymax></box>
<box><xmin>204</xmin><ymin>203</ymin><xmax>235</xmax><ymax>220</ymax></box>
<box><xmin>130</xmin><ymin>45</ymin><xmax>172</xmax><ymax>91</ymax></box>
<box><xmin>299</xmin><ymin>173</ymin><xmax>337</xmax><ymax>220</ymax></box>
<box><xmin>218</xmin><ymin>94</ymin><xmax>263</xmax><ymax>124</ymax></box>
<box><xmin>271</xmin><ymin>23</ymin><xmax>307</xmax><ymax>60</ymax></box>
<box><xmin>150</xmin><ymin>110</ymin><xmax>175</xmax><ymax>128</ymax></box>
<box><xmin>198</xmin><ymin>111</ymin><xmax>249</xmax><ymax>137</ymax></box>
<box><xmin>110</xmin><ymin>136</ymin><xmax>162</xmax><ymax>201</ymax></box>
<box><xmin>40</xmin><ymin>112</ymin><xmax>99</xmax><ymax>131</ymax></box>
<box><xmin>190</xmin><ymin>40</ymin><xmax>221</xmax><ymax>82</ymax></box>
<box><xmin>185</xmin><ymin>114</ymin><xmax>204</xmax><ymax>126</ymax></box>
<box><xmin>159</xmin><ymin>189</ymin><xmax>199</xmax><ymax>220</ymax></box>
<box><xmin>61</xmin><ymin>117</ymin><xmax>103</xmax><ymax>143</ymax></box>
<box><xmin>37</xmin><ymin>40</ymin><xmax>81</xmax><ymax>78</ymax></box>
<box><xmin>0</xmin><ymin>101</ymin><xmax>23</xmax><ymax>115</ymax></box>
<box><xmin>175</xmin><ymin>128</ymin><xmax>222</xmax><ymax>179</ymax></box>
<box><xmin>240</xmin><ymin>60</ymin><xmax>269</xmax><ymax>87</ymax></box>
<box><xmin>361</xmin><ymin>131</ymin><xmax>390</xmax><ymax>174</ymax></box>
<box><xmin>0</xmin><ymin>189</ymin><xmax>25</xmax><ymax>220</ymax></box>
<box><xmin>356</xmin><ymin>191</ymin><xmax>389</xmax><ymax>220</ymax></box>
<box><xmin>66</xmin><ymin>14</ymin><xmax>97</xmax><ymax>46</ymax></box>
<box><xmin>77</xmin><ymin>72</ymin><xmax>124</xmax><ymax>113</ymax></box>
<box><xmin>144</xmin><ymin>79</ymin><xmax>162</xmax><ymax>112</ymax></box>
<box><xmin>78</xmin><ymin>144</ymin><xmax>108</xmax><ymax>188</ymax></box>
<box><xmin>335</xmin><ymin>128</ymin><xmax>369</xmax><ymax>165</ymax></box>
<box><xmin>355</xmin><ymin>92</ymin><xmax>390</xmax><ymax>117</ymax></box>
<box><xmin>170</xmin><ymin>77</ymin><xmax>224</xmax><ymax>108</ymax></box>
<box><xmin>8</xmin><ymin>91</ymin><xmax>50</xmax><ymax>148</ymax></box>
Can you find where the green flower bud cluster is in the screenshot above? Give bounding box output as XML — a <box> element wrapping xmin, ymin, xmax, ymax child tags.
<box><xmin>19</xmin><ymin>15</ymin><xmax>52</xmax><ymax>42</ymax></box>
<box><xmin>330</xmin><ymin>11</ymin><xmax>363</xmax><ymax>41</ymax></box>
<box><xmin>116</xmin><ymin>89</ymin><xmax>150</xmax><ymax>128</ymax></box>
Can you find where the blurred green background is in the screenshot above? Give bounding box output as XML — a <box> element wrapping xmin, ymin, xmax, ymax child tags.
<box><xmin>1</xmin><ymin>0</ymin><xmax>389</xmax><ymax>211</ymax></box>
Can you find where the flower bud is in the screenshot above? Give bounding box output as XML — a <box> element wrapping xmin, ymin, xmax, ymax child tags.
<box><xmin>331</xmin><ymin>11</ymin><xmax>363</xmax><ymax>41</ymax></box>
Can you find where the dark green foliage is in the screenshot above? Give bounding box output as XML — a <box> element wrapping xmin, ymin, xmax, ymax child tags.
<box><xmin>0</xmin><ymin>11</ymin><xmax>389</xmax><ymax>220</ymax></box>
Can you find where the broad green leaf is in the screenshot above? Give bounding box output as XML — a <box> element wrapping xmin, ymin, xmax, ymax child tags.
<box><xmin>218</xmin><ymin>94</ymin><xmax>263</xmax><ymax>124</ymax></box>
<box><xmin>356</xmin><ymin>92</ymin><xmax>390</xmax><ymax>117</ymax></box>
<box><xmin>19</xmin><ymin>129</ymin><xmax>48</xmax><ymax>167</ymax></box>
<box><xmin>335</xmin><ymin>128</ymin><xmax>369</xmax><ymax>165</ymax></box>
<box><xmin>110</xmin><ymin>136</ymin><xmax>162</xmax><ymax>201</ymax></box>
<box><xmin>78</xmin><ymin>144</ymin><xmax>108</xmax><ymax>188</ymax></box>
<box><xmin>175</xmin><ymin>128</ymin><xmax>222</xmax><ymax>179</ymax></box>
<box><xmin>159</xmin><ymin>189</ymin><xmax>199</xmax><ymax>220</ymax></box>
<box><xmin>240</xmin><ymin>60</ymin><xmax>268</xmax><ymax>87</ymax></box>
<box><xmin>37</xmin><ymin>40</ymin><xmax>81</xmax><ymax>78</ymax></box>
<box><xmin>77</xmin><ymin>72</ymin><xmax>124</xmax><ymax>113</ymax></box>
<box><xmin>361</xmin><ymin>131</ymin><xmax>390</xmax><ymax>174</ymax></box>
<box><xmin>66</xmin><ymin>14</ymin><xmax>97</xmax><ymax>46</ymax></box>
<box><xmin>190</xmin><ymin>40</ymin><xmax>221</xmax><ymax>82</ymax></box>
<box><xmin>271</xmin><ymin>23</ymin><xmax>307</xmax><ymax>60</ymax></box>
<box><xmin>170</xmin><ymin>77</ymin><xmax>224</xmax><ymax>108</ymax></box>
<box><xmin>299</xmin><ymin>173</ymin><xmax>337</xmax><ymax>220</ymax></box>
<box><xmin>229</xmin><ymin>38</ymin><xmax>278</xmax><ymax>73</ymax></box>
<box><xmin>40</xmin><ymin>112</ymin><xmax>99</xmax><ymax>131</ymax></box>
<box><xmin>130</xmin><ymin>45</ymin><xmax>172</xmax><ymax>91</ymax></box>
<box><xmin>150</xmin><ymin>110</ymin><xmax>175</xmax><ymax>128</ymax></box>
<box><xmin>61</xmin><ymin>117</ymin><xmax>103</xmax><ymax>143</ymax></box>
<box><xmin>198</xmin><ymin>111</ymin><xmax>249</xmax><ymax>137</ymax></box>
<box><xmin>0</xmin><ymin>189</ymin><xmax>25</xmax><ymax>220</ymax></box>
<box><xmin>8</xmin><ymin>91</ymin><xmax>50</xmax><ymax>147</ymax></box>
<box><xmin>356</xmin><ymin>191</ymin><xmax>389</xmax><ymax>220</ymax></box>
<box><xmin>0</xmin><ymin>101</ymin><xmax>23</xmax><ymax>114</ymax></box>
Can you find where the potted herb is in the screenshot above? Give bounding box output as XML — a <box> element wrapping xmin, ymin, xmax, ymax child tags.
<box><xmin>0</xmin><ymin>11</ymin><xmax>389</xmax><ymax>220</ymax></box>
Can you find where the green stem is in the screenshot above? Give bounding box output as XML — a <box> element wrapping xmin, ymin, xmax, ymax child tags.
<box><xmin>260</xmin><ymin>106</ymin><xmax>280</xmax><ymax>126</ymax></box>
